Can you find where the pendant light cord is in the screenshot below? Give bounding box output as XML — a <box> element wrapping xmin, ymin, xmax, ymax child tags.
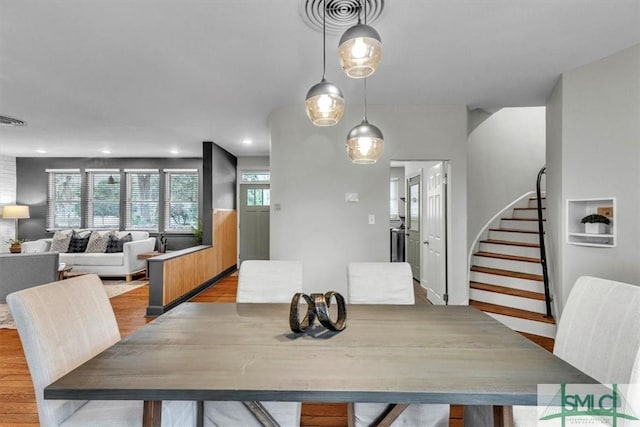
<box><xmin>363</xmin><ymin>78</ymin><xmax>368</xmax><ymax>120</ymax></box>
<box><xmin>322</xmin><ymin>0</ymin><xmax>326</xmax><ymax>79</ymax></box>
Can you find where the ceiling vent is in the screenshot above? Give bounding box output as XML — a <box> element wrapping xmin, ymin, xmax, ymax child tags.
<box><xmin>299</xmin><ymin>0</ymin><xmax>385</xmax><ymax>35</ymax></box>
<box><xmin>0</xmin><ymin>116</ymin><xmax>26</xmax><ymax>126</ymax></box>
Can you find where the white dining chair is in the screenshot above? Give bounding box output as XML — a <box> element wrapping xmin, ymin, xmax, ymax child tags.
<box><xmin>203</xmin><ymin>260</ymin><xmax>303</xmax><ymax>427</ymax></box>
<box><xmin>6</xmin><ymin>273</ymin><xmax>197</xmax><ymax>427</ymax></box>
<box><xmin>467</xmin><ymin>275</ymin><xmax>640</xmax><ymax>427</ymax></box>
<box><xmin>346</xmin><ymin>262</ymin><xmax>450</xmax><ymax>427</ymax></box>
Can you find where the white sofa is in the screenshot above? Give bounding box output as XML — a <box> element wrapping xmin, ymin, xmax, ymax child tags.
<box><xmin>22</xmin><ymin>231</ymin><xmax>156</xmax><ymax>281</ymax></box>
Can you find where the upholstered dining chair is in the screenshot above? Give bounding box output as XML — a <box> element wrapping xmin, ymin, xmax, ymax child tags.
<box><xmin>203</xmin><ymin>260</ymin><xmax>303</xmax><ymax>427</ymax></box>
<box><xmin>511</xmin><ymin>275</ymin><xmax>640</xmax><ymax>426</ymax></box>
<box><xmin>346</xmin><ymin>262</ymin><xmax>450</xmax><ymax>427</ymax></box>
<box><xmin>6</xmin><ymin>273</ymin><xmax>196</xmax><ymax>427</ymax></box>
<box><xmin>465</xmin><ymin>275</ymin><xmax>640</xmax><ymax>426</ymax></box>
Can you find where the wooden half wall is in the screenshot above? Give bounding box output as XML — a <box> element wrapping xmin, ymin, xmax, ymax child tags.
<box><xmin>146</xmin><ymin>209</ymin><xmax>237</xmax><ymax>316</ymax></box>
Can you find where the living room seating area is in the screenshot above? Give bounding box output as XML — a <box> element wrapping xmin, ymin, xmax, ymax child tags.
<box><xmin>22</xmin><ymin>229</ymin><xmax>155</xmax><ymax>281</ymax></box>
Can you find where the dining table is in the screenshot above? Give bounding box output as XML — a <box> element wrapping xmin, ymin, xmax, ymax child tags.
<box><xmin>44</xmin><ymin>302</ymin><xmax>597</xmax><ymax>427</ymax></box>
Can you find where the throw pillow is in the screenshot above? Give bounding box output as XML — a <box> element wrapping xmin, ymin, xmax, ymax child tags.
<box><xmin>85</xmin><ymin>230</ymin><xmax>115</xmax><ymax>253</ymax></box>
<box><xmin>49</xmin><ymin>230</ymin><xmax>72</xmax><ymax>253</ymax></box>
<box><xmin>105</xmin><ymin>233</ymin><xmax>132</xmax><ymax>253</ymax></box>
<box><xmin>67</xmin><ymin>230</ymin><xmax>91</xmax><ymax>253</ymax></box>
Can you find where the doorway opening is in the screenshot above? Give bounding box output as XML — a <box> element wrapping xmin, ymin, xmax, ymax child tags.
<box><xmin>239</xmin><ymin>171</ymin><xmax>270</xmax><ymax>263</ymax></box>
<box><xmin>390</xmin><ymin>160</ymin><xmax>450</xmax><ymax>305</ymax></box>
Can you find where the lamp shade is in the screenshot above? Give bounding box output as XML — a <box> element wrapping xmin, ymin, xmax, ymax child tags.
<box><xmin>305</xmin><ymin>79</ymin><xmax>345</xmax><ymax>126</ymax></box>
<box><xmin>338</xmin><ymin>23</ymin><xmax>382</xmax><ymax>79</ymax></box>
<box><xmin>345</xmin><ymin>119</ymin><xmax>384</xmax><ymax>164</ymax></box>
<box><xmin>2</xmin><ymin>205</ymin><xmax>30</xmax><ymax>219</ymax></box>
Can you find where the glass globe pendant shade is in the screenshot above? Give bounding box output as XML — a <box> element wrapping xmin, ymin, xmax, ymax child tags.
<box><xmin>345</xmin><ymin>119</ymin><xmax>384</xmax><ymax>164</ymax></box>
<box><xmin>305</xmin><ymin>79</ymin><xmax>345</xmax><ymax>126</ymax></box>
<box><xmin>338</xmin><ymin>24</ymin><xmax>382</xmax><ymax>79</ymax></box>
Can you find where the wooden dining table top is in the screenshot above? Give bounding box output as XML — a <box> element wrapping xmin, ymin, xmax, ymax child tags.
<box><xmin>45</xmin><ymin>302</ymin><xmax>596</xmax><ymax>408</ymax></box>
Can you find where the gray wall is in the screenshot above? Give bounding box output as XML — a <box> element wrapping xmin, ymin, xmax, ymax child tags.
<box><xmin>546</xmin><ymin>44</ymin><xmax>640</xmax><ymax>312</ymax></box>
<box><xmin>212</xmin><ymin>144</ymin><xmax>237</xmax><ymax>210</ymax></box>
<box><xmin>16</xmin><ymin>157</ymin><xmax>201</xmax><ymax>250</ymax></box>
<box><xmin>467</xmin><ymin>107</ymin><xmax>546</xmax><ymax>249</ymax></box>
<box><xmin>270</xmin><ymin>104</ymin><xmax>468</xmax><ymax>303</ymax></box>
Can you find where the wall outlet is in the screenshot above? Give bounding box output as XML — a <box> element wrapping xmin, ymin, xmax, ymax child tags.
<box><xmin>368</xmin><ymin>214</ymin><xmax>375</xmax><ymax>225</ymax></box>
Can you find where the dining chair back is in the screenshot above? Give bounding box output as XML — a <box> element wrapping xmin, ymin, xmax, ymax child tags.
<box><xmin>511</xmin><ymin>275</ymin><xmax>640</xmax><ymax>426</ymax></box>
<box><xmin>346</xmin><ymin>261</ymin><xmax>449</xmax><ymax>427</ymax></box>
<box><xmin>236</xmin><ymin>260</ymin><xmax>304</xmax><ymax>303</ymax></box>
<box><xmin>347</xmin><ymin>262</ymin><xmax>415</xmax><ymax>304</ymax></box>
<box><xmin>7</xmin><ymin>273</ymin><xmax>196</xmax><ymax>426</ymax></box>
<box><xmin>204</xmin><ymin>260</ymin><xmax>303</xmax><ymax>427</ymax></box>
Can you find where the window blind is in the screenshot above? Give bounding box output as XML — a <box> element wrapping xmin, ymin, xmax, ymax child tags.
<box><xmin>165</xmin><ymin>171</ymin><xmax>198</xmax><ymax>231</ymax></box>
<box><xmin>86</xmin><ymin>171</ymin><xmax>120</xmax><ymax>229</ymax></box>
<box><xmin>47</xmin><ymin>171</ymin><xmax>82</xmax><ymax>230</ymax></box>
<box><xmin>125</xmin><ymin>171</ymin><xmax>159</xmax><ymax>230</ymax></box>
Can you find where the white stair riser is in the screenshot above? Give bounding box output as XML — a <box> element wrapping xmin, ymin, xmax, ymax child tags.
<box><xmin>488</xmin><ymin>230</ymin><xmax>540</xmax><ymax>244</ymax></box>
<box><xmin>479</xmin><ymin>242</ymin><xmax>540</xmax><ymax>258</ymax></box>
<box><xmin>513</xmin><ymin>209</ymin><xmax>544</xmax><ymax>220</ymax></box>
<box><xmin>470</xmin><ymin>289</ymin><xmax>547</xmax><ymax>313</ymax></box>
<box><xmin>485</xmin><ymin>312</ymin><xmax>556</xmax><ymax>338</ymax></box>
<box><xmin>528</xmin><ymin>199</ymin><xmax>546</xmax><ymax>209</ymax></box>
<box><xmin>470</xmin><ymin>271</ymin><xmax>544</xmax><ymax>293</ymax></box>
<box><xmin>473</xmin><ymin>256</ymin><xmax>543</xmax><ymax>276</ymax></box>
<box><xmin>500</xmin><ymin>219</ymin><xmax>540</xmax><ymax>232</ymax></box>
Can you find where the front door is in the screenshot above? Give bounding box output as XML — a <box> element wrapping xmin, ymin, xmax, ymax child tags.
<box><xmin>239</xmin><ymin>184</ymin><xmax>270</xmax><ymax>263</ymax></box>
<box><xmin>406</xmin><ymin>175</ymin><xmax>421</xmax><ymax>281</ymax></box>
<box><xmin>423</xmin><ymin>162</ymin><xmax>447</xmax><ymax>304</ymax></box>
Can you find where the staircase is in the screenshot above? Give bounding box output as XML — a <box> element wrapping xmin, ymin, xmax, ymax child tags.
<box><xmin>469</xmin><ymin>195</ymin><xmax>556</xmax><ymax>350</ymax></box>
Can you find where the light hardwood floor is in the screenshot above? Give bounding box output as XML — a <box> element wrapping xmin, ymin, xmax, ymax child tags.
<box><xmin>0</xmin><ymin>272</ymin><xmax>466</xmax><ymax>426</ymax></box>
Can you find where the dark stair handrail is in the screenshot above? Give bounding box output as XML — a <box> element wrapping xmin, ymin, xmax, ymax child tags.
<box><xmin>536</xmin><ymin>167</ymin><xmax>552</xmax><ymax>318</ymax></box>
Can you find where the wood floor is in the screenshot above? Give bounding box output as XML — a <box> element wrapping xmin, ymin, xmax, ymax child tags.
<box><xmin>0</xmin><ymin>272</ymin><xmax>481</xmax><ymax>426</ymax></box>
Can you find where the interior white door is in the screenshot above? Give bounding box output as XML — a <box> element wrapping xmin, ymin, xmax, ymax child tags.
<box><xmin>423</xmin><ymin>162</ymin><xmax>447</xmax><ymax>305</ymax></box>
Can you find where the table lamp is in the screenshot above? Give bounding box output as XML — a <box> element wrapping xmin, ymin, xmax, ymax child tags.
<box><xmin>2</xmin><ymin>205</ymin><xmax>30</xmax><ymax>242</ymax></box>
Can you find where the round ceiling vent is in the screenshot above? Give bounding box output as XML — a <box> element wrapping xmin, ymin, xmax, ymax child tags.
<box><xmin>0</xmin><ymin>116</ymin><xmax>26</xmax><ymax>126</ymax></box>
<box><xmin>299</xmin><ymin>0</ymin><xmax>386</xmax><ymax>35</ymax></box>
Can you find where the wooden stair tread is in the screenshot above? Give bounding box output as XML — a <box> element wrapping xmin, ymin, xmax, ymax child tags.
<box><xmin>481</xmin><ymin>239</ymin><xmax>540</xmax><ymax>248</ymax></box>
<box><xmin>489</xmin><ymin>228</ymin><xmax>540</xmax><ymax>234</ymax></box>
<box><xmin>518</xmin><ymin>332</ymin><xmax>554</xmax><ymax>352</ymax></box>
<box><xmin>513</xmin><ymin>207</ymin><xmax>545</xmax><ymax>211</ymax></box>
<box><xmin>529</xmin><ymin>196</ymin><xmax>546</xmax><ymax>199</ymax></box>
<box><xmin>470</xmin><ymin>265</ymin><xmax>543</xmax><ymax>282</ymax></box>
<box><xmin>470</xmin><ymin>300</ymin><xmax>556</xmax><ymax>324</ymax></box>
<box><xmin>470</xmin><ymin>281</ymin><xmax>546</xmax><ymax>300</ymax></box>
<box><xmin>501</xmin><ymin>217</ymin><xmax>545</xmax><ymax>221</ymax></box>
<box><xmin>474</xmin><ymin>251</ymin><xmax>541</xmax><ymax>263</ymax></box>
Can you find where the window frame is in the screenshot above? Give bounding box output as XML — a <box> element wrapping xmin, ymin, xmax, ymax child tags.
<box><xmin>164</xmin><ymin>169</ymin><xmax>199</xmax><ymax>233</ymax></box>
<box><xmin>124</xmin><ymin>169</ymin><xmax>160</xmax><ymax>232</ymax></box>
<box><xmin>46</xmin><ymin>169</ymin><xmax>82</xmax><ymax>231</ymax></box>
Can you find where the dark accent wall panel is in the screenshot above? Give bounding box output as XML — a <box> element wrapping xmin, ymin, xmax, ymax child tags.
<box><xmin>212</xmin><ymin>144</ymin><xmax>237</xmax><ymax>210</ymax></box>
<box><xmin>16</xmin><ymin>157</ymin><xmax>201</xmax><ymax>250</ymax></box>
<box><xmin>202</xmin><ymin>142</ymin><xmax>213</xmax><ymax>246</ymax></box>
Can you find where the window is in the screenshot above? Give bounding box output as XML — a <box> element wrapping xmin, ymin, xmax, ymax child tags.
<box><xmin>165</xmin><ymin>170</ymin><xmax>198</xmax><ymax>231</ymax></box>
<box><xmin>86</xmin><ymin>170</ymin><xmax>120</xmax><ymax>229</ymax></box>
<box><xmin>247</xmin><ymin>188</ymin><xmax>270</xmax><ymax>206</ymax></box>
<box><xmin>125</xmin><ymin>170</ymin><xmax>160</xmax><ymax>230</ymax></box>
<box><xmin>241</xmin><ymin>171</ymin><xmax>270</xmax><ymax>183</ymax></box>
<box><xmin>47</xmin><ymin>170</ymin><xmax>82</xmax><ymax>230</ymax></box>
<box><xmin>390</xmin><ymin>179</ymin><xmax>399</xmax><ymax>219</ymax></box>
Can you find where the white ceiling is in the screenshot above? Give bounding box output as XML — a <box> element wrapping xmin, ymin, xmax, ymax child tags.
<box><xmin>1</xmin><ymin>0</ymin><xmax>639</xmax><ymax>158</ymax></box>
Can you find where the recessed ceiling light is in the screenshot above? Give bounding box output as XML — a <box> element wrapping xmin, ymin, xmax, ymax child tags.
<box><xmin>242</xmin><ymin>139</ymin><xmax>252</xmax><ymax>145</ymax></box>
<box><xmin>170</xmin><ymin>149</ymin><xmax>180</xmax><ymax>154</ymax></box>
<box><xmin>101</xmin><ymin>149</ymin><xmax>111</xmax><ymax>154</ymax></box>
<box><xmin>36</xmin><ymin>149</ymin><xmax>47</xmax><ymax>154</ymax></box>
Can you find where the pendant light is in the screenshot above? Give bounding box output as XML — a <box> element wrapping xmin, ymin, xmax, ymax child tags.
<box><xmin>346</xmin><ymin>78</ymin><xmax>383</xmax><ymax>164</ymax></box>
<box><xmin>305</xmin><ymin>0</ymin><xmax>344</xmax><ymax>126</ymax></box>
<box><xmin>338</xmin><ymin>0</ymin><xmax>382</xmax><ymax>79</ymax></box>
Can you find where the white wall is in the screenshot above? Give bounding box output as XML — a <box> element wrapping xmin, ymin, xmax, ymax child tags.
<box><xmin>547</xmin><ymin>44</ymin><xmax>640</xmax><ymax>311</ymax></box>
<box><xmin>270</xmin><ymin>104</ymin><xmax>468</xmax><ymax>303</ymax></box>
<box><xmin>0</xmin><ymin>155</ymin><xmax>17</xmax><ymax>252</ymax></box>
<box><xmin>467</xmin><ymin>107</ymin><xmax>546</xmax><ymax>248</ymax></box>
